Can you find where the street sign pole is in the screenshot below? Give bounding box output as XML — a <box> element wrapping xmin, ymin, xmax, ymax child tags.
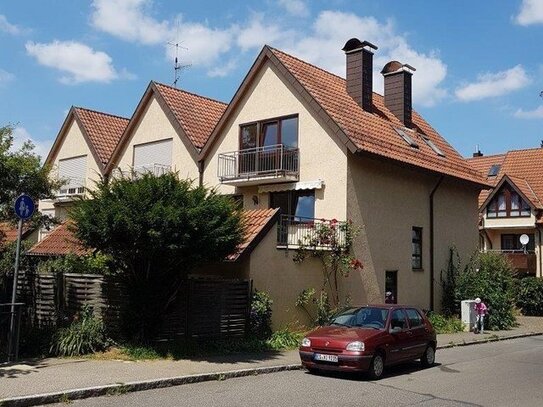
<box><xmin>7</xmin><ymin>218</ymin><xmax>23</xmax><ymax>362</ymax></box>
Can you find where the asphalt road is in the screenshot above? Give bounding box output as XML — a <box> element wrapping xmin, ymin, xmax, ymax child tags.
<box><xmin>49</xmin><ymin>336</ymin><xmax>543</xmax><ymax>407</ymax></box>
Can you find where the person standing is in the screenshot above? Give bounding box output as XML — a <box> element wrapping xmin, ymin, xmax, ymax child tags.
<box><xmin>474</xmin><ymin>297</ymin><xmax>488</xmax><ymax>334</ymax></box>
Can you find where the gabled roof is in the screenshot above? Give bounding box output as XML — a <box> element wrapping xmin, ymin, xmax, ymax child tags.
<box><xmin>0</xmin><ymin>222</ymin><xmax>33</xmax><ymax>247</ymax></box>
<box><xmin>201</xmin><ymin>45</ymin><xmax>487</xmax><ymax>188</ymax></box>
<box><xmin>26</xmin><ymin>222</ymin><xmax>88</xmax><ymax>257</ymax></box>
<box><xmin>105</xmin><ymin>81</ymin><xmax>227</xmax><ymax>173</ymax></box>
<box><xmin>45</xmin><ymin>107</ymin><xmax>129</xmax><ymax>173</ymax></box>
<box><xmin>27</xmin><ymin>209</ymin><xmax>279</xmax><ymax>261</ymax></box>
<box><xmin>226</xmin><ymin>208</ymin><xmax>280</xmax><ymax>262</ymax></box>
<box><xmin>468</xmin><ymin>148</ymin><xmax>543</xmax><ymax>209</ymax></box>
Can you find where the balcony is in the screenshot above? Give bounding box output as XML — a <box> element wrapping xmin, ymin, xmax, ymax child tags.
<box><xmin>484</xmin><ymin>249</ymin><xmax>537</xmax><ymax>276</ymax></box>
<box><xmin>133</xmin><ymin>163</ymin><xmax>172</xmax><ymax>177</ymax></box>
<box><xmin>277</xmin><ymin>215</ymin><xmax>348</xmax><ymax>250</ymax></box>
<box><xmin>218</xmin><ymin>144</ymin><xmax>299</xmax><ymax>186</ymax></box>
<box><xmin>56</xmin><ymin>177</ymin><xmax>85</xmax><ymax>201</ymax></box>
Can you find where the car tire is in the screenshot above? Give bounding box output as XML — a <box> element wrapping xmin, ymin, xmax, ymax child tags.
<box><xmin>307</xmin><ymin>367</ymin><xmax>319</xmax><ymax>375</ymax></box>
<box><xmin>367</xmin><ymin>354</ymin><xmax>385</xmax><ymax>380</ymax></box>
<box><xmin>420</xmin><ymin>345</ymin><xmax>435</xmax><ymax>368</ymax></box>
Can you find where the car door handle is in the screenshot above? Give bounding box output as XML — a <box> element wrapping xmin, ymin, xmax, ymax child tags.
<box><xmin>406</xmin><ymin>331</ymin><xmax>413</xmax><ymax>336</ymax></box>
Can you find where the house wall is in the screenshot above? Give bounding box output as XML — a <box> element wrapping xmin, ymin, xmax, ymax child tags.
<box><xmin>202</xmin><ymin>62</ymin><xmax>349</xmax><ymax>221</ymax></box>
<box><xmin>484</xmin><ymin>214</ymin><xmax>536</xmax><ymax>229</ymax></box>
<box><xmin>345</xmin><ymin>154</ymin><xmax>480</xmax><ymax>311</ymax></box>
<box><xmin>115</xmin><ymin>95</ymin><xmax>199</xmax><ymax>182</ymax></box>
<box><xmin>39</xmin><ymin>118</ymin><xmax>102</xmax><ymax>222</ymax></box>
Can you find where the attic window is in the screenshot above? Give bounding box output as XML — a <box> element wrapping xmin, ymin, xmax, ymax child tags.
<box><xmin>421</xmin><ymin>135</ymin><xmax>445</xmax><ymax>157</ymax></box>
<box><xmin>488</xmin><ymin>164</ymin><xmax>500</xmax><ymax>177</ymax></box>
<box><xmin>395</xmin><ymin>128</ymin><xmax>418</xmax><ymax>148</ymax></box>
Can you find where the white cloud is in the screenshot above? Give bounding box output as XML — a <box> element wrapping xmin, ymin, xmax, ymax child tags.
<box><xmin>236</xmin><ymin>13</ymin><xmax>294</xmax><ymax>52</ymax></box>
<box><xmin>0</xmin><ymin>14</ymin><xmax>24</xmax><ymax>35</ymax></box>
<box><xmin>277</xmin><ymin>0</ymin><xmax>309</xmax><ymax>17</ymax></box>
<box><xmin>514</xmin><ymin>0</ymin><xmax>543</xmax><ymax>25</ymax></box>
<box><xmin>0</xmin><ymin>69</ymin><xmax>15</xmax><ymax>85</ymax></box>
<box><xmin>11</xmin><ymin>127</ymin><xmax>53</xmax><ymax>161</ymax></box>
<box><xmin>514</xmin><ymin>105</ymin><xmax>543</xmax><ymax>119</ymax></box>
<box><xmin>25</xmin><ymin>40</ymin><xmax>121</xmax><ymax>84</ymax></box>
<box><xmin>207</xmin><ymin>60</ymin><xmax>237</xmax><ymax>78</ymax></box>
<box><xmin>455</xmin><ymin>65</ymin><xmax>530</xmax><ymax>102</ymax></box>
<box><xmin>90</xmin><ymin>0</ymin><xmax>170</xmax><ymax>45</ymax></box>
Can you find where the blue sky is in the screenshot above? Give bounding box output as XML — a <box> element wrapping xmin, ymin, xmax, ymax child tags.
<box><xmin>1</xmin><ymin>0</ymin><xmax>542</xmax><ymax>159</ymax></box>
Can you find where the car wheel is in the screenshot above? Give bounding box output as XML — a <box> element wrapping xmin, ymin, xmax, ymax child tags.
<box><xmin>307</xmin><ymin>367</ymin><xmax>319</xmax><ymax>374</ymax></box>
<box><xmin>420</xmin><ymin>345</ymin><xmax>435</xmax><ymax>367</ymax></box>
<box><xmin>368</xmin><ymin>354</ymin><xmax>385</xmax><ymax>380</ymax></box>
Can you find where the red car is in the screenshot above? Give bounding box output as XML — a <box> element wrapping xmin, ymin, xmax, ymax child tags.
<box><xmin>299</xmin><ymin>305</ymin><xmax>436</xmax><ymax>379</ymax></box>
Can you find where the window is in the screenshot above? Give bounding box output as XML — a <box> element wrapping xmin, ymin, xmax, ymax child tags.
<box><xmin>58</xmin><ymin>155</ymin><xmax>87</xmax><ymax>195</ymax></box>
<box><xmin>390</xmin><ymin>309</ymin><xmax>407</xmax><ymax>330</ymax></box>
<box><xmin>385</xmin><ymin>271</ymin><xmax>398</xmax><ymax>304</ymax></box>
<box><xmin>412</xmin><ymin>227</ymin><xmax>423</xmax><ymax>270</ymax></box>
<box><xmin>501</xmin><ymin>234</ymin><xmax>535</xmax><ymax>252</ymax></box>
<box><xmin>405</xmin><ymin>308</ymin><xmax>424</xmax><ymax>328</ymax></box>
<box><xmin>488</xmin><ymin>164</ymin><xmax>501</xmax><ymax>177</ymax></box>
<box><xmin>395</xmin><ymin>128</ymin><xmax>418</xmax><ymax>148</ymax></box>
<box><xmin>421</xmin><ymin>135</ymin><xmax>445</xmax><ymax>157</ymax></box>
<box><xmin>239</xmin><ymin>115</ymin><xmax>298</xmax><ymax>150</ymax></box>
<box><xmin>270</xmin><ymin>190</ymin><xmax>315</xmax><ymax>220</ymax></box>
<box><xmin>487</xmin><ymin>185</ymin><xmax>531</xmax><ymax>218</ymax></box>
<box><xmin>133</xmin><ymin>139</ymin><xmax>173</xmax><ymax>175</ymax></box>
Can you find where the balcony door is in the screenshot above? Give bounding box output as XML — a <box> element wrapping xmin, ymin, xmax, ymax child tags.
<box><xmin>260</xmin><ymin>122</ymin><xmax>279</xmax><ymax>173</ymax></box>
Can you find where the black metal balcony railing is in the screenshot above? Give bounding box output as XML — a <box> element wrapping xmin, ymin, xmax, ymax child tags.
<box><xmin>218</xmin><ymin>144</ymin><xmax>299</xmax><ymax>182</ymax></box>
<box><xmin>277</xmin><ymin>215</ymin><xmax>348</xmax><ymax>249</ymax></box>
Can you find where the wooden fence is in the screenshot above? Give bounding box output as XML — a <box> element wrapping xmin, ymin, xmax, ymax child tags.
<box><xmin>16</xmin><ymin>272</ymin><xmax>251</xmax><ymax>340</ymax></box>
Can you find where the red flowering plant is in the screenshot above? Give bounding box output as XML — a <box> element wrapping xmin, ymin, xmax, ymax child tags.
<box><xmin>293</xmin><ymin>218</ymin><xmax>363</xmax><ymax>326</ymax></box>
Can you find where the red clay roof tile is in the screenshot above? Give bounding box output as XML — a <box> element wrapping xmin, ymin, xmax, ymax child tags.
<box><xmin>27</xmin><ymin>222</ymin><xmax>88</xmax><ymax>257</ymax></box>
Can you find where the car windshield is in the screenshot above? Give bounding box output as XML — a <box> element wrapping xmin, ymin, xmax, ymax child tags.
<box><xmin>329</xmin><ymin>307</ymin><xmax>389</xmax><ymax>329</ymax></box>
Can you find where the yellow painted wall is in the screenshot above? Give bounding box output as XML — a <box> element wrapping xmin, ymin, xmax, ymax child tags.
<box><xmin>202</xmin><ymin>62</ymin><xmax>349</xmax><ymax>221</ymax></box>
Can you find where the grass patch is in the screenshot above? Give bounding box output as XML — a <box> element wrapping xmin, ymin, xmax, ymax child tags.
<box><xmin>427</xmin><ymin>312</ymin><xmax>465</xmax><ymax>334</ymax></box>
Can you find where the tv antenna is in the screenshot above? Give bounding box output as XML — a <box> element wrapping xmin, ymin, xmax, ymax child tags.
<box><xmin>167</xmin><ymin>40</ymin><xmax>191</xmax><ymax>88</ymax></box>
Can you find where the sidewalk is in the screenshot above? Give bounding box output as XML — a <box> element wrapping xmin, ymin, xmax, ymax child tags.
<box><xmin>1</xmin><ymin>316</ymin><xmax>542</xmax><ymax>406</ymax></box>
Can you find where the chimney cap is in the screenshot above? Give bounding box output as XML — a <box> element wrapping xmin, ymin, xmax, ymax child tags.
<box><xmin>381</xmin><ymin>60</ymin><xmax>416</xmax><ymax>75</ymax></box>
<box><xmin>342</xmin><ymin>38</ymin><xmax>378</xmax><ymax>54</ymax></box>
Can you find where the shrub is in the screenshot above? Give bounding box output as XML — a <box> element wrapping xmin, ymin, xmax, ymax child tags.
<box><xmin>456</xmin><ymin>252</ymin><xmax>516</xmax><ymax>330</ymax></box>
<box><xmin>37</xmin><ymin>253</ymin><xmax>111</xmax><ymax>275</ymax></box>
<box><xmin>50</xmin><ymin>305</ymin><xmax>111</xmax><ymax>356</ymax></box>
<box><xmin>266</xmin><ymin>327</ymin><xmax>304</xmax><ymax>350</ymax></box>
<box><xmin>427</xmin><ymin>312</ymin><xmax>464</xmax><ymax>334</ymax></box>
<box><xmin>515</xmin><ymin>277</ymin><xmax>543</xmax><ymax>316</ymax></box>
<box><xmin>249</xmin><ymin>290</ymin><xmax>273</xmax><ymax>339</ymax></box>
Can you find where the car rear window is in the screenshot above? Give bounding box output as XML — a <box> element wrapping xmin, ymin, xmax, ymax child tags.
<box><xmin>405</xmin><ymin>308</ymin><xmax>423</xmax><ymax>328</ymax></box>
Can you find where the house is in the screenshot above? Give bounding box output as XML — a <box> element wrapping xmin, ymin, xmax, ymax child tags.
<box><xmin>467</xmin><ymin>147</ymin><xmax>543</xmax><ymax>277</ymax></box>
<box><xmin>34</xmin><ymin>38</ymin><xmax>488</xmax><ymax>328</ymax></box>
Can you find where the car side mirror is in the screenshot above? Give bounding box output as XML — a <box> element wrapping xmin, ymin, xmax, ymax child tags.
<box><xmin>389</xmin><ymin>326</ymin><xmax>402</xmax><ymax>334</ymax></box>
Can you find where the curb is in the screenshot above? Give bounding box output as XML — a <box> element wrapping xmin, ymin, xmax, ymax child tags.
<box><xmin>2</xmin><ymin>332</ymin><xmax>542</xmax><ymax>407</ymax></box>
<box><xmin>0</xmin><ymin>364</ymin><xmax>302</xmax><ymax>407</ymax></box>
<box><xmin>437</xmin><ymin>331</ymin><xmax>543</xmax><ymax>349</ymax></box>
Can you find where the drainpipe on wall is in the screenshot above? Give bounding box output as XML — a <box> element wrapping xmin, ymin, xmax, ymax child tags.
<box><xmin>538</xmin><ymin>227</ymin><xmax>542</xmax><ymax>278</ymax></box>
<box><xmin>429</xmin><ymin>175</ymin><xmax>444</xmax><ymax>311</ymax></box>
<box><xmin>198</xmin><ymin>160</ymin><xmax>204</xmax><ymax>187</ymax></box>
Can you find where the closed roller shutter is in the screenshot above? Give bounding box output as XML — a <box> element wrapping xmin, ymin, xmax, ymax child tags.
<box><xmin>133</xmin><ymin>139</ymin><xmax>173</xmax><ymax>175</ymax></box>
<box><xmin>58</xmin><ymin>155</ymin><xmax>87</xmax><ymax>190</ymax></box>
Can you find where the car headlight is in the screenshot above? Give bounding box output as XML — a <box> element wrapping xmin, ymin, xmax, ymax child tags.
<box><xmin>301</xmin><ymin>337</ymin><xmax>311</xmax><ymax>347</ymax></box>
<box><xmin>346</xmin><ymin>341</ymin><xmax>365</xmax><ymax>351</ymax></box>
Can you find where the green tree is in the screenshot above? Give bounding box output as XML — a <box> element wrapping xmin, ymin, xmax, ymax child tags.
<box><xmin>69</xmin><ymin>173</ymin><xmax>245</xmax><ymax>342</ymax></box>
<box><xmin>0</xmin><ymin>124</ymin><xmax>60</xmax><ymax>242</ymax></box>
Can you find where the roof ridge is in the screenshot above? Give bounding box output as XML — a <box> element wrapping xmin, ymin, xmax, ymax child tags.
<box><xmin>152</xmin><ymin>81</ymin><xmax>228</xmax><ymax>106</ymax></box>
<box><xmin>73</xmin><ymin>106</ymin><xmax>129</xmax><ymax>122</ymax></box>
<box><xmin>466</xmin><ymin>153</ymin><xmax>507</xmax><ymax>161</ymax></box>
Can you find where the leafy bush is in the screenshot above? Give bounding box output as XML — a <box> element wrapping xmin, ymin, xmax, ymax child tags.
<box><xmin>266</xmin><ymin>327</ymin><xmax>304</xmax><ymax>350</ymax></box>
<box><xmin>249</xmin><ymin>290</ymin><xmax>273</xmax><ymax>339</ymax></box>
<box><xmin>427</xmin><ymin>312</ymin><xmax>464</xmax><ymax>334</ymax></box>
<box><xmin>515</xmin><ymin>277</ymin><xmax>543</xmax><ymax>316</ymax></box>
<box><xmin>456</xmin><ymin>252</ymin><xmax>516</xmax><ymax>330</ymax></box>
<box><xmin>37</xmin><ymin>253</ymin><xmax>112</xmax><ymax>275</ymax></box>
<box><xmin>50</xmin><ymin>305</ymin><xmax>111</xmax><ymax>356</ymax></box>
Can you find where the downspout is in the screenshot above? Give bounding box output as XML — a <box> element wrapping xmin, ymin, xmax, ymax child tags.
<box><xmin>198</xmin><ymin>160</ymin><xmax>204</xmax><ymax>187</ymax></box>
<box><xmin>539</xmin><ymin>226</ymin><xmax>542</xmax><ymax>278</ymax></box>
<box><xmin>429</xmin><ymin>175</ymin><xmax>444</xmax><ymax>311</ymax></box>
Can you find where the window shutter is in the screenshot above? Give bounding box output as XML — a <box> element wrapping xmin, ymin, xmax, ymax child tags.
<box><xmin>133</xmin><ymin>139</ymin><xmax>173</xmax><ymax>171</ymax></box>
<box><xmin>58</xmin><ymin>155</ymin><xmax>87</xmax><ymax>189</ymax></box>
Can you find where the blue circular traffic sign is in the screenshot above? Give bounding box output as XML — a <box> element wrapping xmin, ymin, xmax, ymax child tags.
<box><xmin>14</xmin><ymin>194</ymin><xmax>35</xmax><ymax>220</ymax></box>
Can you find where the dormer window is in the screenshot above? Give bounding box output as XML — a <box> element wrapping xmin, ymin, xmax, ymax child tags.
<box><xmin>488</xmin><ymin>164</ymin><xmax>500</xmax><ymax>177</ymax></box>
<box><xmin>487</xmin><ymin>185</ymin><xmax>531</xmax><ymax>218</ymax></box>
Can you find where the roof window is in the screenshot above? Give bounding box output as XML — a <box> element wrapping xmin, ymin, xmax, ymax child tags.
<box><xmin>488</xmin><ymin>164</ymin><xmax>500</xmax><ymax>177</ymax></box>
<box><xmin>394</xmin><ymin>128</ymin><xmax>418</xmax><ymax>149</ymax></box>
<box><xmin>421</xmin><ymin>135</ymin><xmax>445</xmax><ymax>157</ymax></box>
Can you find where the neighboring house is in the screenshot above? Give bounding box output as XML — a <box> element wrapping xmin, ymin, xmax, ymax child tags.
<box><xmin>33</xmin><ymin>39</ymin><xmax>488</xmax><ymax>327</ymax></box>
<box><xmin>39</xmin><ymin>107</ymin><xmax>129</xmax><ymax>238</ymax></box>
<box><xmin>468</xmin><ymin>148</ymin><xmax>543</xmax><ymax>277</ymax></box>
<box><xmin>0</xmin><ymin>222</ymin><xmax>37</xmax><ymax>250</ymax></box>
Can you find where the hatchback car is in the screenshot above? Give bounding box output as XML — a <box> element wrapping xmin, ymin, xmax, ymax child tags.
<box><xmin>299</xmin><ymin>305</ymin><xmax>436</xmax><ymax>379</ymax></box>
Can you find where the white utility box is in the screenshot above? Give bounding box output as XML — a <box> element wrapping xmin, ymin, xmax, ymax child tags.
<box><xmin>461</xmin><ymin>300</ymin><xmax>477</xmax><ymax>332</ymax></box>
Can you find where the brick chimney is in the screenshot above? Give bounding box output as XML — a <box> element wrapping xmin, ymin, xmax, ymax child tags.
<box><xmin>342</xmin><ymin>38</ymin><xmax>378</xmax><ymax>112</ymax></box>
<box><xmin>381</xmin><ymin>61</ymin><xmax>416</xmax><ymax>128</ymax></box>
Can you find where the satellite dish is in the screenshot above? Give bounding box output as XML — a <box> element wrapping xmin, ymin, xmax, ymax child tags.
<box><xmin>520</xmin><ymin>234</ymin><xmax>530</xmax><ymax>245</ymax></box>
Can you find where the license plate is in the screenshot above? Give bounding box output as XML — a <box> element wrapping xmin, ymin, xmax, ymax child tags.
<box><xmin>314</xmin><ymin>353</ymin><xmax>338</xmax><ymax>363</ymax></box>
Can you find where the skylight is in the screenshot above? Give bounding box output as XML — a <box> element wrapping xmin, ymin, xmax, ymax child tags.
<box><xmin>488</xmin><ymin>164</ymin><xmax>500</xmax><ymax>177</ymax></box>
<box><xmin>394</xmin><ymin>128</ymin><xmax>418</xmax><ymax>149</ymax></box>
<box><xmin>422</xmin><ymin>136</ymin><xmax>445</xmax><ymax>157</ymax></box>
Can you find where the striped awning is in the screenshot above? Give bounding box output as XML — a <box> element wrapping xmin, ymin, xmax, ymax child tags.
<box><xmin>258</xmin><ymin>180</ymin><xmax>324</xmax><ymax>194</ymax></box>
